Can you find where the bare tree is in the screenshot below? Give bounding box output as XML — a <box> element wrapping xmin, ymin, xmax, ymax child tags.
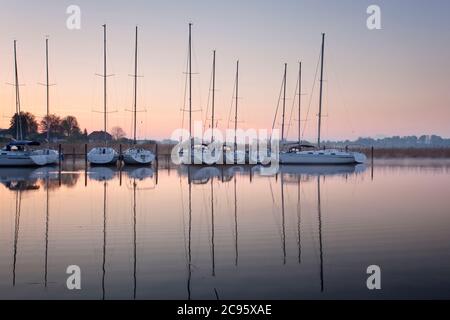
<box><xmin>111</xmin><ymin>126</ymin><xmax>127</xmax><ymax>140</ymax></box>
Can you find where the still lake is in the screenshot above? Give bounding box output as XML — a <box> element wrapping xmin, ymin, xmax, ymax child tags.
<box><xmin>1</xmin><ymin>158</ymin><xmax>450</xmax><ymax>299</ymax></box>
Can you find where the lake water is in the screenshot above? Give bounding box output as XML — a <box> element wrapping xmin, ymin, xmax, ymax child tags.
<box><xmin>1</xmin><ymin>158</ymin><xmax>450</xmax><ymax>300</ymax></box>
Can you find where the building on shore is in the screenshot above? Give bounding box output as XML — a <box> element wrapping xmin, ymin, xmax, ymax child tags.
<box><xmin>88</xmin><ymin>131</ymin><xmax>113</xmax><ymax>143</ymax></box>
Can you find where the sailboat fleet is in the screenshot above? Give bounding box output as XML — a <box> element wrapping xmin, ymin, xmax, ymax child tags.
<box><xmin>179</xmin><ymin>26</ymin><xmax>365</xmax><ymax>166</ymax></box>
<box><xmin>0</xmin><ymin>40</ymin><xmax>57</xmax><ymax>166</ymax></box>
<box><xmin>1</xmin><ymin>24</ymin><xmax>365</xmax><ymax>168</ymax></box>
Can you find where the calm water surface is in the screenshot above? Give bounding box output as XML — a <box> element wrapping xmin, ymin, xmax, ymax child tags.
<box><xmin>1</xmin><ymin>158</ymin><xmax>450</xmax><ymax>299</ymax></box>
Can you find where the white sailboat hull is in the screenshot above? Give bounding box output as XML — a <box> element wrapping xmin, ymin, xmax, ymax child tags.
<box><xmin>0</xmin><ymin>152</ymin><xmax>39</xmax><ymax>166</ymax></box>
<box><xmin>123</xmin><ymin>148</ymin><xmax>155</xmax><ymax>165</ymax></box>
<box><xmin>0</xmin><ymin>150</ymin><xmax>59</xmax><ymax>167</ymax></box>
<box><xmin>279</xmin><ymin>150</ymin><xmax>366</xmax><ymax>165</ymax></box>
<box><xmin>87</xmin><ymin>147</ymin><xmax>119</xmax><ymax>165</ymax></box>
<box><xmin>32</xmin><ymin>149</ymin><xmax>59</xmax><ymax>165</ymax></box>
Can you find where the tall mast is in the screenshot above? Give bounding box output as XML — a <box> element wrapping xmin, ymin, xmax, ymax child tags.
<box><xmin>211</xmin><ymin>50</ymin><xmax>216</xmax><ymax>143</ymax></box>
<box><xmin>133</xmin><ymin>26</ymin><xmax>138</xmax><ymax>144</ymax></box>
<box><xmin>13</xmin><ymin>40</ymin><xmax>22</xmax><ymax>140</ymax></box>
<box><xmin>317</xmin><ymin>33</ymin><xmax>325</xmax><ymax>148</ymax></box>
<box><xmin>234</xmin><ymin>60</ymin><xmax>239</xmax><ymax>152</ymax></box>
<box><xmin>103</xmin><ymin>24</ymin><xmax>107</xmax><ymax>144</ymax></box>
<box><xmin>281</xmin><ymin>63</ymin><xmax>287</xmax><ymax>141</ymax></box>
<box><xmin>298</xmin><ymin>62</ymin><xmax>302</xmax><ymax>144</ymax></box>
<box><xmin>46</xmin><ymin>38</ymin><xmax>50</xmax><ymax>142</ymax></box>
<box><xmin>188</xmin><ymin>23</ymin><xmax>192</xmax><ymax>139</ymax></box>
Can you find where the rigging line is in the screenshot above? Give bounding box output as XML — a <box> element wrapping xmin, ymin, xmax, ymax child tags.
<box><xmin>203</xmin><ymin>57</ymin><xmax>214</xmax><ymax>133</ymax></box>
<box><xmin>270</xmin><ymin>75</ymin><xmax>285</xmax><ymax>140</ymax></box>
<box><xmin>191</xmin><ymin>37</ymin><xmax>204</xmax><ymax>124</ymax></box>
<box><xmin>180</xmin><ymin>42</ymin><xmax>190</xmax><ymax>135</ymax></box>
<box><xmin>286</xmin><ymin>70</ymin><xmax>300</xmax><ymax>139</ymax></box>
<box><xmin>301</xmin><ymin>50</ymin><xmax>321</xmax><ymax>141</ymax></box>
<box><xmin>226</xmin><ymin>73</ymin><xmax>237</xmax><ymax>130</ymax></box>
<box><xmin>269</xmin><ymin>179</ymin><xmax>283</xmax><ymax>240</ymax></box>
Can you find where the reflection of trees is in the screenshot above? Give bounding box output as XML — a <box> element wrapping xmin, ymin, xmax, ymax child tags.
<box><xmin>39</xmin><ymin>174</ymin><xmax>79</xmax><ymax>190</ymax></box>
<box><xmin>3</xmin><ymin>181</ymin><xmax>40</xmax><ymax>191</ymax></box>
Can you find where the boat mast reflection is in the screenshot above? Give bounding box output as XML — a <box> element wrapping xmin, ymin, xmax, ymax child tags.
<box><xmin>12</xmin><ymin>190</ymin><xmax>22</xmax><ymax>286</ymax></box>
<box><xmin>317</xmin><ymin>176</ymin><xmax>324</xmax><ymax>292</ymax></box>
<box><xmin>102</xmin><ymin>181</ymin><xmax>107</xmax><ymax>300</ymax></box>
<box><xmin>210</xmin><ymin>177</ymin><xmax>215</xmax><ymax>277</ymax></box>
<box><xmin>187</xmin><ymin>171</ymin><xmax>192</xmax><ymax>300</ymax></box>
<box><xmin>132</xmin><ymin>179</ymin><xmax>137</xmax><ymax>299</ymax></box>
<box><xmin>297</xmin><ymin>176</ymin><xmax>301</xmax><ymax>264</ymax></box>
<box><xmin>44</xmin><ymin>176</ymin><xmax>50</xmax><ymax>287</ymax></box>
<box><xmin>280</xmin><ymin>173</ymin><xmax>286</xmax><ymax>265</ymax></box>
<box><xmin>234</xmin><ymin>175</ymin><xmax>238</xmax><ymax>267</ymax></box>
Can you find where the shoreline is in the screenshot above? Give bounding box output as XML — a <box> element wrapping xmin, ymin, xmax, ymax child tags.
<box><xmin>50</xmin><ymin>143</ymin><xmax>450</xmax><ymax>159</ymax></box>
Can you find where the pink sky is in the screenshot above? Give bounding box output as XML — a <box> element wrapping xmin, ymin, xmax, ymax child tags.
<box><xmin>0</xmin><ymin>0</ymin><xmax>449</xmax><ymax>141</ymax></box>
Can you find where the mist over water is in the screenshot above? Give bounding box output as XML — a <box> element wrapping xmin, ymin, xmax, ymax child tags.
<box><xmin>1</xmin><ymin>159</ymin><xmax>450</xmax><ymax>299</ymax></box>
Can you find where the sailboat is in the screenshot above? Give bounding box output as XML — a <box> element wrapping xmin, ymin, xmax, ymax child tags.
<box><xmin>123</xmin><ymin>26</ymin><xmax>155</xmax><ymax>165</ymax></box>
<box><xmin>191</xmin><ymin>49</ymin><xmax>222</xmax><ymax>165</ymax></box>
<box><xmin>34</xmin><ymin>37</ymin><xmax>59</xmax><ymax>165</ymax></box>
<box><xmin>224</xmin><ymin>60</ymin><xmax>246</xmax><ymax>164</ymax></box>
<box><xmin>87</xmin><ymin>25</ymin><xmax>119</xmax><ymax>166</ymax></box>
<box><xmin>179</xmin><ymin>23</ymin><xmax>210</xmax><ymax>165</ymax></box>
<box><xmin>0</xmin><ymin>40</ymin><xmax>47</xmax><ymax>167</ymax></box>
<box><xmin>279</xmin><ymin>34</ymin><xmax>366</xmax><ymax>165</ymax></box>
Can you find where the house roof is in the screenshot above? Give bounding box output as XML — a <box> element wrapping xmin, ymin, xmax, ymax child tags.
<box><xmin>88</xmin><ymin>131</ymin><xmax>112</xmax><ymax>140</ymax></box>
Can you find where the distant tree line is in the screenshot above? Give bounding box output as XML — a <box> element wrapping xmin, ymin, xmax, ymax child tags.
<box><xmin>2</xmin><ymin>112</ymin><xmax>87</xmax><ymax>142</ymax></box>
<box><xmin>325</xmin><ymin>135</ymin><xmax>450</xmax><ymax>148</ymax></box>
<box><xmin>0</xmin><ymin>112</ymin><xmax>134</xmax><ymax>143</ymax></box>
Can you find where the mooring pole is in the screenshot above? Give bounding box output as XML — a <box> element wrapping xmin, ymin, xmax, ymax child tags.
<box><xmin>58</xmin><ymin>144</ymin><xmax>62</xmax><ymax>166</ymax></box>
<box><xmin>371</xmin><ymin>146</ymin><xmax>374</xmax><ymax>164</ymax></box>
<box><xmin>155</xmin><ymin>143</ymin><xmax>159</xmax><ymax>171</ymax></box>
<box><xmin>371</xmin><ymin>146</ymin><xmax>374</xmax><ymax>181</ymax></box>
<box><xmin>84</xmin><ymin>144</ymin><xmax>88</xmax><ymax>169</ymax></box>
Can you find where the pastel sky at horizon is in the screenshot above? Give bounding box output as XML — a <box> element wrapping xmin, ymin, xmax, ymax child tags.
<box><xmin>0</xmin><ymin>0</ymin><xmax>449</xmax><ymax>141</ymax></box>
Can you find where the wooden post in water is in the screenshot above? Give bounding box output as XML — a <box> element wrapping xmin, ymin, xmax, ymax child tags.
<box><xmin>371</xmin><ymin>146</ymin><xmax>374</xmax><ymax>165</ymax></box>
<box><xmin>155</xmin><ymin>143</ymin><xmax>160</xmax><ymax>175</ymax></box>
<box><xmin>84</xmin><ymin>144</ymin><xmax>88</xmax><ymax>168</ymax></box>
<box><xmin>58</xmin><ymin>144</ymin><xmax>62</xmax><ymax>166</ymax></box>
<box><xmin>371</xmin><ymin>146</ymin><xmax>374</xmax><ymax>180</ymax></box>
